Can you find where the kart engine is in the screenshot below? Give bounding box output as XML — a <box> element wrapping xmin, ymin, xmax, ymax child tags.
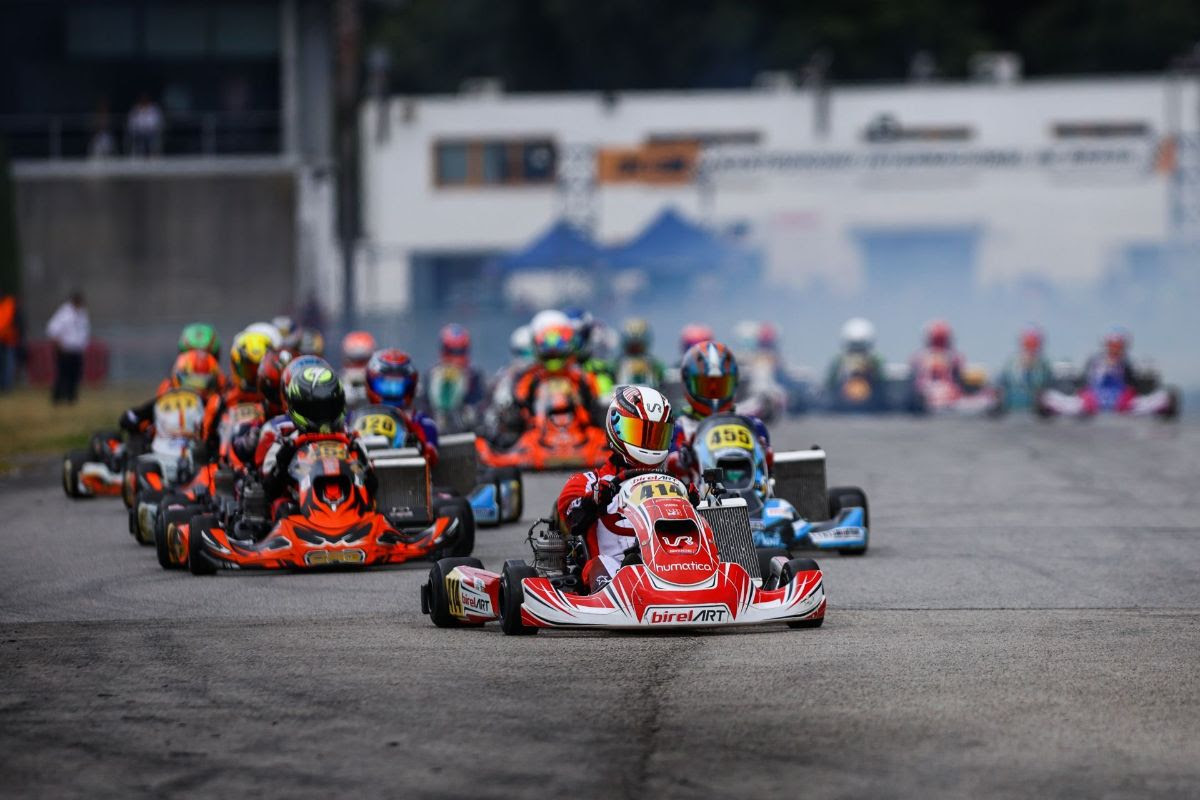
<box><xmin>528</xmin><ymin>521</ymin><xmax>568</xmax><ymax>576</ymax></box>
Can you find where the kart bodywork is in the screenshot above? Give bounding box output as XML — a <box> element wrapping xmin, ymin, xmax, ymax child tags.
<box><xmin>476</xmin><ymin>378</ymin><xmax>608</xmax><ymax>470</ymax></box>
<box><xmin>691</xmin><ymin>414</ymin><xmax>869</xmax><ymax>555</ymax></box>
<box><xmin>186</xmin><ymin>434</ymin><xmax>466</xmax><ymax>573</ymax></box>
<box><xmin>423</xmin><ymin>473</ymin><xmax>826</xmax><ymax>633</ymax></box>
<box><xmin>62</xmin><ymin>430</ymin><xmax>129</xmax><ymax>499</ymax></box>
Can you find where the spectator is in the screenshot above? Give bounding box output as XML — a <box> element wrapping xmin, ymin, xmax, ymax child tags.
<box><xmin>0</xmin><ymin>291</ymin><xmax>17</xmax><ymax>391</ymax></box>
<box><xmin>88</xmin><ymin>99</ymin><xmax>116</xmax><ymax>159</ymax></box>
<box><xmin>127</xmin><ymin>93</ymin><xmax>164</xmax><ymax>157</ymax></box>
<box><xmin>46</xmin><ymin>290</ymin><xmax>89</xmax><ymax>404</ymax></box>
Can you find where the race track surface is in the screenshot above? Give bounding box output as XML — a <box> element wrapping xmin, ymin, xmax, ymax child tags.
<box><xmin>2</xmin><ymin>417</ymin><xmax>1198</xmax><ymax>799</ymax></box>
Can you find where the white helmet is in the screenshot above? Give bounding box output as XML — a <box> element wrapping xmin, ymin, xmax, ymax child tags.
<box><xmin>509</xmin><ymin>325</ymin><xmax>533</xmax><ymax>359</ymax></box>
<box><xmin>841</xmin><ymin>318</ymin><xmax>875</xmax><ymax>351</ymax></box>
<box><xmin>605</xmin><ymin>385</ymin><xmax>674</xmax><ymax>468</ymax></box>
<box><xmin>530</xmin><ymin>309</ymin><xmax>570</xmax><ymax>335</ymax></box>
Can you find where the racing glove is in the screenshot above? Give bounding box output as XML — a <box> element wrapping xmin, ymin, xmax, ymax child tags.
<box><xmin>591</xmin><ymin>475</ymin><xmax>619</xmax><ymax>510</ymax></box>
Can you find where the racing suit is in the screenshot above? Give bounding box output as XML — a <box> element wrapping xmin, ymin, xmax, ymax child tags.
<box><xmin>511</xmin><ymin>362</ymin><xmax>598</xmax><ymax>427</ymax></box>
<box><xmin>261</xmin><ymin>429</ymin><xmax>376</xmax><ymax>516</ymax></box>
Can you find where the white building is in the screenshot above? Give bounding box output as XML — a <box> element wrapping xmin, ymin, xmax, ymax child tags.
<box><xmin>357</xmin><ymin>75</ymin><xmax>1200</xmax><ymax>313</ymax></box>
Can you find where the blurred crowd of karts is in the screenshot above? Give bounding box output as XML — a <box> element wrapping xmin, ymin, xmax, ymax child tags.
<box><xmin>57</xmin><ymin>309</ymin><xmax>1175</xmax><ymax>634</ymax></box>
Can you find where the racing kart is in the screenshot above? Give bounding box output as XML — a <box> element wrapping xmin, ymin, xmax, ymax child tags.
<box><xmin>186</xmin><ymin>433</ymin><xmax>472</xmax><ymax>574</ymax></box>
<box><xmin>476</xmin><ymin>377</ymin><xmax>608</xmax><ymax>470</ymax></box>
<box><xmin>426</xmin><ymin>362</ymin><xmax>480</xmax><ymax>435</ymax></box>
<box><xmin>62</xmin><ymin>429</ymin><xmax>137</xmax><ymax>499</ymax></box>
<box><xmin>1037</xmin><ymin>364</ymin><xmax>1179</xmax><ymax>419</ymax></box>
<box><xmin>130</xmin><ymin>440</ymin><xmax>215</xmax><ymax>546</ymax></box>
<box><xmin>910</xmin><ymin>356</ymin><xmax>1003</xmax><ymax>416</ymax></box>
<box><xmin>691</xmin><ymin>414</ymin><xmax>869</xmax><ymax>556</ymax></box>
<box><xmin>422</xmin><ymin>471</ymin><xmax>826</xmax><ymax>633</ymax></box>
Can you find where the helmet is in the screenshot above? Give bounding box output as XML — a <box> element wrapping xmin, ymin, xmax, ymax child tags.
<box><xmin>365</xmin><ymin>349</ymin><xmax>419</xmax><ymax>408</ymax></box>
<box><xmin>841</xmin><ymin>318</ymin><xmax>876</xmax><ymax>352</ymax></box>
<box><xmin>440</xmin><ymin>323</ymin><xmax>471</xmax><ymax>364</ymax></box>
<box><xmin>621</xmin><ymin>318</ymin><xmax>653</xmax><ymax>356</ymax></box>
<box><xmin>257</xmin><ymin>349</ymin><xmax>291</xmax><ymax>416</ymax></box>
<box><xmin>605</xmin><ymin>385</ymin><xmax>674</xmax><ymax>468</ymax></box>
<box><xmin>297</xmin><ymin>327</ymin><xmax>325</xmax><ymax>356</ymax></box>
<box><xmin>680</xmin><ymin>341</ymin><xmax>738</xmax><ymax>417</ymax></box>
<box><xmin>1104</xmin><ymin>327</ymin><xmax>1130</xmax><ymax>357</ymax></box>
<box><xmin>509</xmin><ymin>325</ymin><xmax>533</xmax><ymax>360</ymax></box>
<box><xmin>178</xmin><ymin>323</ymin><xmax>220</xmax><ymax>357</ymax></box>
<box><xmin>229</xmin><ymin>329</ymin><xmax>273</xmax><ymax>390</ymax></box>
<box><xmin>680</xmin><ymin>323</ymin><xmax>714</xmax><ymax>355</ymax></box>
<box><xmin>272</xmin><ymin>315</ymin><xmax>299</xmax><ymax>349</ymax></box>
<box><xmin>532</xmin><ymin>311</ymin><xmax>578</xmax><ymax>369</ymax></box>
<box><xmin>925</xmin><ymin>319</ymin><xmax>952</xmax><ymax>349</ymax></box>
<box><xmin>244</xmin><ymin>322</ymin><xmax>282</xmax><ymax>350</ymax></box>
<box><xmin>590</xmin><ymin>322</ymin><xmax>619</xmax><ymax>362</ymax></box>
<box><xmin>170</xmin><ymin>350</ymin><xmax>221</xmax><ymax>395</ymax></box>
<box><xmin>1020</xmin><ymin>325</ymin><xmax>1043</xmax><ymax>354</ymax></box>
<box><xmin>757</xmin><ymin>322</ymin><xmax>779</xmax><ymax>351</ymax></box>
<box><xmin>283</xmin><ymin>357</ymin><xmax>345</xmax><ymax>434</ymax></box>
<box><xmin>341</xmin><ymin>331</ymin><xmax>376</xmax><ymax>368</ymax></box>
<box><xmin>564</xmin><ymin>307</ymin><xmax>594</xmax><ymax>359</ymax></box>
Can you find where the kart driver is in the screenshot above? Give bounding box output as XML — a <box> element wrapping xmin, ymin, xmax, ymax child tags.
<box><xmin>556</xmin><ymin>385</ymin><xmax>682</xmax><ymax>593</ymax></box>
<box><xmin>207</xmin><ymin>328</ymin><xmax>272</xmax><ymax>467</ymax></box>
<box><xmin>667</xmin><ymin>340</ymin><xmax>771</xmax><ymax>478</ymax></box>
<box><xmin>824</xmin><ymin>317</ymin><xmax>886</xmax><ymax>401</ymax></box>
<box><xmin>565</xmin><ymin>308</ymin><xmax>615</xmax><ymax>400</ymax></box>
<box><xmin>511</xmin><ymin>310</ymin><xmax>597</xmax><ymax>427</ymax></box>
<box><xmin>347</xmin><ymin>348</ymin><xmax>440</xmax><ymax>465</ymax></box>
<box><xmin>160</xmin><ymin>322</ymin><xmax>227</xmax><ymax>395</ymax></box>
<box><xmin>616</xmin><ymin>318</ymin><xmax>665</xmax><ymax>389</ymax></box>
<box><xmin>339</xmin><ymin>330</ymin><xmax>377</xmax><ymax>410</ymax></box>
<box><xmin>910</xmin><ymin>319</ymin><xmax>965</xmax><ymax>388</ymax></box>
<box><xmin>120</xmin><ymin>350</ymin><xmax>222</xmax><ymax>458</ymax></box>
<box><xmin>421</xmin><ymin>323</ymin><xmax>486</xmax><ymax>414</ymax></box>
<box><xmin>998</xmin><ymin>326</ymin><xmax>1052</xmax><ymax>404</ymax></box>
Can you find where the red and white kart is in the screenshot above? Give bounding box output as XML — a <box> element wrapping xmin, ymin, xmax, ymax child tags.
<box><xmin>422</xmin><ymin>471</ymin><xmax>826</xmax><ymax>634</ymax></box>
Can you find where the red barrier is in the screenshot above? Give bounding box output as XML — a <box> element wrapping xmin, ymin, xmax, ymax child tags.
<box><xmin>24</xmin><ymin>339</ymin><xmax>110</xmax><ymax>387</ymax></box>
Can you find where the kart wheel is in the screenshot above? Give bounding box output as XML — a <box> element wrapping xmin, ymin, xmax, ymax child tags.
<box><xmin>127</xmin><ymin>507</ymin><xmax>138</xmax><ymax>536</ymax></box>
<box><xmin>499</xmin><ymin>560</ymin><xmax>538</xmax><ymax>636</ymax></box>
<box><xmin>756</xmin><ymin>547</ymin><xmax>790</xmax><ymax>587</ymax></box>
<box><xmin>827</xmin><ymin>486</ymin><xmax>869</xmax><ymax>528</ymax></box>
<box><xmin>424</xmin><ymin>557</ymin><xmax>485</xmax><ymax>628</ymax></box>
<box><xmin>436</xmin><ymin>496</ymin><xmax>476</xmax><ymax>558</ymax></box>
<box><xmin>777</xmin><ymin>557</ymin><xmax>824</xmax><ymax>629</ymax></box>
<box><xmin>156</xmin><ymin>507</ymin><xmax>195</xmax><ymax>570</ymax></box>
<box><xmin>62</xmin><ymin>450</ymin><xmax>87</xmax><ymax>498</ymax></box>
<box><xmin>188</xmin><ymin>514</ymin><xmax>218</xmax><ymax>576</ymax></box>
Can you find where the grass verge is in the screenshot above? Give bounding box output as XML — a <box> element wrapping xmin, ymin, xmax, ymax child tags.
<box><xmin>0</xmin><ymin>385</ymin><xmax>144</xmax><ymax>472</ymax></box>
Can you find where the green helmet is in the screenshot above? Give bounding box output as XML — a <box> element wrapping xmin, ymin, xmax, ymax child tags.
<box><xmin>178</xmin><ymin>323</ymin><xmax>221</xmax><ymax>357</ymax></box>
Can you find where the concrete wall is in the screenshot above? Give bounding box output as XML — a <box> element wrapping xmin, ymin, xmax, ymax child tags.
<box><xmin>15</xmin><ymin>162</ymin><xmax>297</xmax><ymax>377</ymax></box>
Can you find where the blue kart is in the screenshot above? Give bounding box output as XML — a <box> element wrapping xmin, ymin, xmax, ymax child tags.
<box><xmin>692</xmin><ymin>414</ymin><xmax>869</xmax><ymax>556</ymax></box>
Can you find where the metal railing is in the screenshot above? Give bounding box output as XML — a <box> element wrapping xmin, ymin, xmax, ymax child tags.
<box><xmin>0</xmin><ymin>110</ymin><xmax>281</xmax><ymax>160</ymax></box>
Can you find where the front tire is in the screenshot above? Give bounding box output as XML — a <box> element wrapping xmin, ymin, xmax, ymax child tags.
<box><xmin>499</xmin><ymin>560</ymin><xmax>538</xmax><ymax>636</ymax></box>
<box><xmin>438</xmin><ymin>496</ymin><xmax>476</xmax><ymax>558</ymax></box>
<box><xmin>188</xmin><ymin>514</ymin><xmax>218</xmax><ymax>575</ymax></box>
<box><xmin>156</xmin><ymin>507</ymin><xmax>195</xmax><ymax>570</ymax></box>
<box><xmin>828</xmin><ymin>485</ymin><xmax>869</xmax><ymax>556</ymax></box>
<box><xmin>425</xmin><ymin>557</ymin><xmax>485</xmax><ymax>628</ymax></box>
<box><xmin>777</xmin><ymin>557</ymin><xmax>824</xmax><ymax>629</ymax></box>
<box><xmin>62</xmin><ymin>450</ymin><xmax>87</xmax><ymax>498</ymax></box>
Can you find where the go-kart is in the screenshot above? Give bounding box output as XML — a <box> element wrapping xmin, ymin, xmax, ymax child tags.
<box><xmin>62</xmin><ymin>430</ymin><xmax>137</xmax><ymax>499</ymax></box>
<box><xmin>476</xmin><ymin>377</ymin><xmax>608</xmax><ymax>470</ymax></box>
<box><xmin>421</xmin><ymin>470</ymin><xmax>826</xmax><ymax>633</ymax></box>
<box><xmin>824</xmin><ymin>353</ymin><xmax>890</xmax><ymax>413</ymax></box>
<box><xmin>1037</xmin><ymin>364</ymin><xmax>1179</xmax><ymax>419</ymax></box>
<box><xmin>185</xmin><ymin>433</ymin><xmax>471</xmax><ymax>574</ymax></box>
<box><xmin>691</xmin><ymin>414</ymin><xmax>869</xmax><ymax>556</ymax></box>
<box><xmin>910</xmin><ymin>355</ymin><xmax>1003</xmax><ymax>416</ymax></box>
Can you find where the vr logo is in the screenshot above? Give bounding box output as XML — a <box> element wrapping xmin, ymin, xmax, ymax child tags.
<box><xmin>660</xmin><ymin>535</ymin><xmax>694</xmax><ymax>547</ymax></box>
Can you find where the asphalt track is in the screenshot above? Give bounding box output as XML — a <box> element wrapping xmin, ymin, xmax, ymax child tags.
<box><xmin>2</xmin><ymin>417</ymin><xmax>1198</xmax><ymax>799</ymax></box>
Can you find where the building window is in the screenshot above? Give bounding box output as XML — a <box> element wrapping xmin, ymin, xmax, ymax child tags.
<box><xmin>67</xmin><ymin>5</ymin><xmax>137</xmax><ymax>58</ymax></box>
<box><xmin>213</xmin><ymin>4</ymin><xmax>279</xmax><ymax>58</ymax></box>
<box><xmin>145</xmin><ymin>5</ymin><xmax>208</xmax><ymax>59</ymax></box>
<box><xmin>433</xmin><ymin>138</ymin><xmax>557</xmax><ymax>187</ymax></box>
<box><xmin>647</xmin><ymin>131</ymin><xmax>762</xmax><ymax>147</ymax></box>
<box><xmin>1052</xmin><ymin>121</ymin><xmax>1150</xmax><ymax>139</ymax></box>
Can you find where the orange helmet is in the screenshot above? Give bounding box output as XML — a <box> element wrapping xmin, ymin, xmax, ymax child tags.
<box><xmin>171</xmin><ymin>350</ymin><xmax>221</xmax><ymax>395</ymax></box>
<box><xmin>341</xmin><ymin>331</ymin><xmax>376</xmax><ymax>368</ymax></box>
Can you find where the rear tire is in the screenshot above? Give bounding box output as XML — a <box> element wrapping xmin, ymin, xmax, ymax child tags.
<box><xmin>493</xmin><ymin>466</ymin><xmax>523</xmax><ymax>521</ymax></box>
<box><xmin>777</xmin><ymin>557</ymin><xmax>824</xmax><ymax>629</ymax></box>
<box><xmin>499</xmin><ymin>560</ymin><xmax>538</xmax><ymax>636</ymax></box>
<box><xmin>828</xmin><ymin>485</ymin><xmax>869</xmax><ymax>556</ymax></box>
<box><xmin>156</xmin><ymin>507</ymin><xmax>195</xmax><ymax>570</ymax></box>
<box><xmin>62</xmin><ymin>450</ymin><xmax>87</xmax><ymax>498</ymax></box>
<box><xmin>425</xmin><ymin>557</ymin><xmax>485</xmax><ymax>628</ymax></box>
<box><xmin>188</xmin><ymin>514</ymin><xmax>218</xmax><ymax>576</ymax></box>
<box><xmin>435</xmin><ymin>496</ymin><xmax>476</xmax><ymax>557</ymax></box>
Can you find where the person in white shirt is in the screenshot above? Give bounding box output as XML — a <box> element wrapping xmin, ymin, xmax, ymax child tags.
<box><xmin>46</xmin><ymin>290</ymin><xmax>89</xmax><ymax>404</ymax></box>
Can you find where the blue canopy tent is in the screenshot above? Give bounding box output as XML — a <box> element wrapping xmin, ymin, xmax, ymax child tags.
<box><xmin>605</xmin><ymin>208</ymin><xmax>756</xmax><ymax>281</ymax></box>
<box><xmin>493</xmin><ymin>219</ymin><xmax>603</xmax><ymax>272</ymax></box>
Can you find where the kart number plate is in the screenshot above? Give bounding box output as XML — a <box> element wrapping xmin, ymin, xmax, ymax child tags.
<box><xmin>704</xmin><ymin>424</ymin><xmax>754</xmax><ymax>451</ymax></box>
<box><xmin>627</xmin><ymin>479</ymin><xmax>686</xmax><ymax>505</ymax></box>
<box><xmin>304</xmin><ymin>442</ymin><xmax>349</xmax><ymax>460</ymax></box>
<box><xmin>156</xmin><ymin>390</ymin><xmax>201</xmax><ymax>414</ymax></box>
<box><xmin>353</xmin><ymin>414</ymin><xmax>397</xmax><ymax>439</ymax></box>
<box><xmin>304</xmin><ymin>549</ymin><xmax>365</xmax><ymax>566</ymax></box>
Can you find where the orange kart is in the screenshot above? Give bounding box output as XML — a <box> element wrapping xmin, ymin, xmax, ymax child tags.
<box><xmin>185</xmin><ymin>433</ymin><xmax>468</xmax><ymax>574</ymax></box>
<box><xmin>476</xmin><ymin>380</ymin><xmax>609</xmax><ymax>470</ymax></box>
<box><xmin>62</xmin><ymin>431</ymin><xmax>135</xmax><ymax>499</ymax></box>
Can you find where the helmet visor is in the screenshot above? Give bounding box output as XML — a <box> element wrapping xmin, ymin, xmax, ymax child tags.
<box><xmin>687</xmin><ymin>372</ymin><xmax>736</xmax><ymax>402</ymax></box>
<box><xmin>611</xmin><ymin>414</ymin><xmax>673</xmax><ymax>452</ymax></box>
<box><xmin>369</xmin><ymin>375</ymin><xmax>414</xmax><ymax>401</ymax></box>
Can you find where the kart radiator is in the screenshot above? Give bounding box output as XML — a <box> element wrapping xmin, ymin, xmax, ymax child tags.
<box><xmin>773</xmin><ymin>449</ymin><xmax>827</xmax><ymax>522</ymax></box>
<box><xmin>430</xmin><ymin>433</ymin><xmax>478</xmax><ymax>496</ymax></box>
<box><xmin>699</xmin><ymin>500</ymin><xmax>760</xmax><ymax>580</ymax></box>
<box><xmin>371</xmin><ymin>455</ymin><xmax>432</xmax><ymax>524</ymax></box>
